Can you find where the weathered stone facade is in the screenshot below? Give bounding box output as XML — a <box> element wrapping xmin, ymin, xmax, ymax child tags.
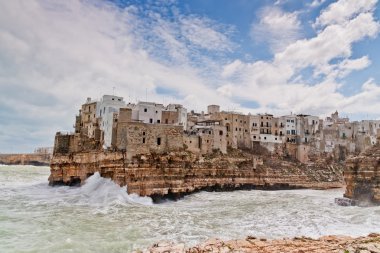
<box><xmin>344</xmin><ymin>142</ymin><xmax>380</xmax><ymax>205</ymax></box>
<box><xmin>49</xmin><ymin>149</ymin><xmax>343</xmax><ymax>201</ymax></box>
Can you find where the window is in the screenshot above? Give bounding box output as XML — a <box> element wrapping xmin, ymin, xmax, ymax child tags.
<box><xmin>225</xmin><ymin>118</ymin><xmax>227</xmax><ymax>120</ymax></box>
<box><xmin>156</xmin><ymin>111</ymin><xmax>158</xmax><ymax>113</ymax></box>
<box><xmin>144</xmin><ymin>108</ymin><xmax>147</xmax><ymax>112</ymax></box>
<box><xmin>235</xmin><ymin>128</ymin><xmax>238</xmax><ymax>131</ymax></box>
<box><xmin>209</xmin><ymin>131</ymin><xmax>212</xmax><ymax>134</ymax></box>
<box><xmin>142</xmin><ymin>138</ymin><xmax>145</xmax><ymax>144</ymax></box>
<box><xmin>157</xmin><ymin>120</ymin><xmax>160</xmax><ymax>123</ymax></box>
<box><xmin>149</xmin><ymin>118</ymin><xmax>153</xmax><ymax>123</ymax></box>
<box><xmin>264</xmin><ymin>137</ymin><xmax>266</xmax><ymax>140</ymax></box>
<box><xmin>291</xmin><ymin>130</ymin><xmax>296</xmax><ymax>135</ymax></box>
<box><xmin>143</xmin><ymin>131</ymin><xmax>146</xmax><ymax>136</ymax></box>
<box><xmin>275</xmin><ymin>138</ymin><xmax>277</xmax><ymax>140</ymax></box>
<box><xmin>157</xmin><ymin>137</ymin><xmax>161</xmax><ymax>145</ymax></box>
<box><xmin>118</xmin><ymin>99</ymin><xmax>121</xmax><ymax>101</ymax></box>
<box><xmin>112</xmin><ymin>98</ymin><xmax>114</xmax><ymax>100</ymax></box>
<box><xmin>207</xmin><ymin>140</ymin><xmax>209</xmax><ymax>143</ymax></box>
<box><xmin>287</xmin><ymin>130</ymin><xmax>290</xmax><ymax>134</ymax></box>
<box><xmin>219</xmin><ymin>131</ymin><xmax>223</xmax><ymax>135</ymax></box>
<box><xmin>253</xmin><ymin>136</ymin><xmax>256</xmax><ymax>139</ymax></box>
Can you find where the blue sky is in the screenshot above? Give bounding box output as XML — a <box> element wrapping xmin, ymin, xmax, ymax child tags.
<box><xmin>0</xmin><ymin>0</ymin><xmax>380</xmax><ymax>153</ymax></box>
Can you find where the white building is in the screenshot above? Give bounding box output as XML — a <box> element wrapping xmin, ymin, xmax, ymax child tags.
<box><xmin>96</xmin><ymin>95</ymin><xmax>126</xmax><ymax>148</ymax></box>
<box><xmin>131</xmin><ymin>101</ymin><xmax>165</xmax><ymax>124</ymax></box>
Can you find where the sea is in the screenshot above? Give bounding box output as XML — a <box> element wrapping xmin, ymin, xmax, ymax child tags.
<box><xmin>1</xmin><ymin>165</ymin><xmax>379</xmax><ymax>252</ymax></box>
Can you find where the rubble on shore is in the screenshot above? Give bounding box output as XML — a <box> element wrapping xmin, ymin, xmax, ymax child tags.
<box><xmin>136</xmin><ymin>234</ymin><xmax>380</xmax><ymax>253</ymax></box>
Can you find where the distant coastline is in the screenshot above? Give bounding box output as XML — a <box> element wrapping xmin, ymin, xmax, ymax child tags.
<box><xmin>0</xmin><ymin>153</ymin><xmax>51</xmax><ymax>166</ymax></box>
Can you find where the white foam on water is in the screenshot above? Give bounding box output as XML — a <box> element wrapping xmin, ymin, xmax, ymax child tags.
<box><xmin>1</xmin><ymin>166</ymin><xmax>380</xmax><ymax>253</ymax></box>
<box><xmin>77</xmin><ymin>172</ymin><xmax>153</xmax><ymax>207</ymax></box>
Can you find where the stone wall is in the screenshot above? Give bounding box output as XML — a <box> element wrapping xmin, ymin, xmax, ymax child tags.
<box><xmin>115</xmin><ymin>121</ymin><xmax>184</xmax><ymax>158</ymax></box>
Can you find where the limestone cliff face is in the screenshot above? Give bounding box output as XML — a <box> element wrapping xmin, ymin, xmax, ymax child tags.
<box><xmin>0</xmin><ymin>153</ymin><xmax>51</xmax><ymax>166</ymax></box>
<box><xmin>344</xmin><ymin>144</ymin><xmax>380</xmax><ymax>204</ymax></box>
<box><xmin>49</xmin><ymin>150</ymin><xmax>343</xmax><ymax>201</ymax></box>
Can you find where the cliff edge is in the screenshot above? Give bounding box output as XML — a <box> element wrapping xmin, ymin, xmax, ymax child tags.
<box><xmin>344</xmin><ymin>143</ymin><xmax>380</xmax><ymax>205</ymax></box>
<box><xmin>49</xmin><ymin>149</ymin><xmax>343</xmax><ymax>202</ymax></box>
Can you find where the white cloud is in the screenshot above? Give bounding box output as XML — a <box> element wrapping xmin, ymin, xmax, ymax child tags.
<box><xmin>0</xmin><ymin>0</ymin><xmax>234</xmax><ymax>152</ymax></box>
<box><xmin>316</xmin><ymin>0</ymin><xmax>377</xmax><ymax>27</ymax></box>
<box><xmin>180</xmin><ymin>16</ymin><xmax>235</xmax><ymax>52</ymax></box>
<box><xmin>310</xmin><ymin>0</ymin><xmax>327</xmax><ymax>8</ymax></box>
<box><xmin>219</xmin><ymin>0</ymin><xmax>380</xmax><ymax>117</ymax></box>
<box><xmin>0</xmin><ymin>0</ymin><xmax>379</xmax><ymax>152</ymax></box>
<box><xmin>251</xmin><ymin>7</ymin><xmax>301</xmax><ymax>53</ymax></box>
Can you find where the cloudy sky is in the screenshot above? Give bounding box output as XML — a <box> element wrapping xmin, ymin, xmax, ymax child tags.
<box><xmin>0</xmin><ymin>0</ymin><xmax>379</xmax><ymax>153</ymax></box>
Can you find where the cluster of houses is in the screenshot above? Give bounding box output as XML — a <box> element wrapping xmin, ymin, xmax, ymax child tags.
<box><xmin>54</xmin><ymin>95</ymin><xmax>380</xmax><ymax>162</ymax></box>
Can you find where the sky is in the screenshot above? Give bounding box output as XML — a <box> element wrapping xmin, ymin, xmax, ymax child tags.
<box><xmin>0</xmin><ymin>0</ymin><xmax>380</xmax><ymax>153</ymax></box>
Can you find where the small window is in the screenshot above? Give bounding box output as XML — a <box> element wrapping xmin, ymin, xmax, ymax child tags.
<box><xmin>149</xmin><ymin>118</ymin><xmax>153</xmax><ymax>123</ymax></box>
<box><xmin>112</xmin><ymin>98</ymin><xmax>114</xmax><ymax>100</ymax></box>
<box><xmin>118</xmin><ymin>99</ymin><xmax>121</xmax><ymax>101</ymax></box>
<box><xmin>143</xmin><ymin>131</ymin><xmax>146</xmax><ymax>136</ymax></box>
<box><xmin>142</xmin><ymin>138</ymin><xmax>145</xmax><ymax>143</ymax></box>
<box><xmin>157</xmin><ymin>137</ymin><xmax>161</xmax><ymax>145</ymax></box>
<box><xmin>156</xmin><ymin>111</ymin><xmax>158</xmax><ymax>113</ymax></box>
<box><xmin>253</xmin><ymin>136</ymin><xmax>256</xmax><ymax>139</ymax></box>
<box><xmin>165</xmin><ymin>119</ymin><xmax>168</xmax><ymax>124</ymax></box>
<box><xmin>144</xmin><ymin>108</ymin><xmax>147</xmax><ymax>112</ymax></box>
<box><xmin>235</xmin><ymin>128</ymin><xmax>238</xmax><ymax>131</ymax></box>
<box><xmin>157</xmin><ymin>120</ymin><xmax>160</xmax><ymax>123</ymax></box>
<box><xmin>190</xmin><ymin>141</ymin><xmax>192</xmax><ymax>144</ymax></box>
<box><xmin>275</xmin><ymin>138</ymin><xmax>277</xmax><ymax>140</ymax></box>
<box><xmin>207</xmin><ymin>140</ymin><xmax>209</xmax><ymax>143</ymax></box>
<box><xmin>264</xmin><ymin>137</ymin><xmax>266</xmax><ymax>140</ymax></box>
<box><xmin>209</xmin><ymin>131</ymin><xmax>212</xmax><ymax>134</ymax></box>
<box><xmin>219</xmin><ymin>131</ymin><xmax>223</xmax><ymax>135</ymax></box>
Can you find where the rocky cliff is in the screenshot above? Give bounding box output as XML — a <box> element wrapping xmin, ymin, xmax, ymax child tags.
<box><xmin>138</xmin><ymin>234</ymin><xmax>380</xmax><ymax>253</ymax></box>
<box><xmin>50</xmin><ymin>150</ymin><xmax>343</xmax><ymax>201</ymax></box>
<box><xmin>344</xmin><ymin>143</ymin><xmax>380</xmax><ymax>205</ymax></box>
<box><xmin>0</xmin><ymin>153</ymin><xmax>51</xmax><ymax>166</ymax></box>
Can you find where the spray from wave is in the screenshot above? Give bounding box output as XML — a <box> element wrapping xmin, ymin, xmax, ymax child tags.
<box><xmin>73</xmin><ymin>172</ymin><xmax>153</xmax><ymax>207</ymax></box>
<box><xmin>77</xmin><ymin>172</ymin><xmax>153</xmax><ymax>207</ymax></box>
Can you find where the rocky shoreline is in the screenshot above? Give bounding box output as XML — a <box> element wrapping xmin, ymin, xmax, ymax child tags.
<box><xmin>137</xmin><ymin>234</ymin><xmax>380</xmax><ymax>253</ymax></box>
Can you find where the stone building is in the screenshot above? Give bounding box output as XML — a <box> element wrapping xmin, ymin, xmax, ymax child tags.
<box><xmin>184</xmin><ymin>120</ymin><xmax>227</xmax><ymax>154</ymax></box>
<box><xmin>114</xmin><ymin>108</ymin><xmax>183</xmax><ymax>159</ymax></box>
<box><xmin>79</xmin><ymin>97</ymin><xmax>99</xmax><ymax>138</ymax></box>
<box><xmin>162</xmin><ymin>104</ymin><xmax>188</xmax><ymax>130</ymax></box>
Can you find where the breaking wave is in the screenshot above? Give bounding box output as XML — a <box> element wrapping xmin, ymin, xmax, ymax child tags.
<box><xmin>76</xmin><ymin>172</ymin><xmax>153</xmax><ymax>207</ymax></box>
